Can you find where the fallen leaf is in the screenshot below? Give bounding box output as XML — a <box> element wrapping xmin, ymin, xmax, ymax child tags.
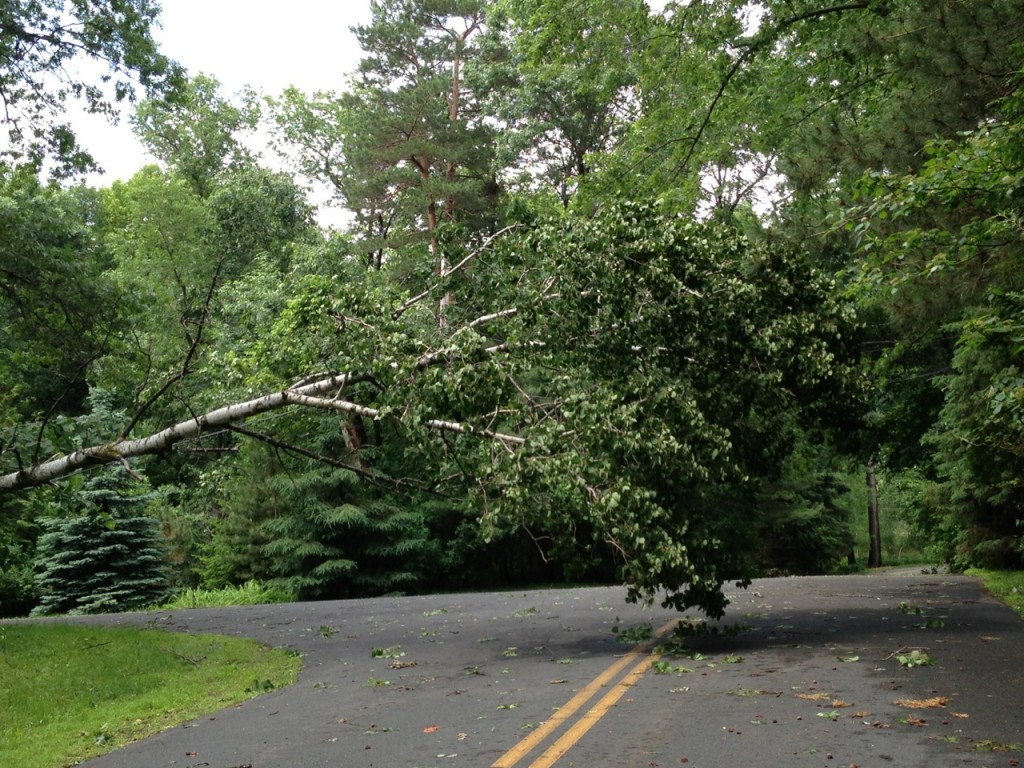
<box><xmin>423</xmin><ymin>725</ymin><xmax>441</xmax><ymax>733</ymax></box>
<box><xmin>952</xmin><ymin>712</ymin><xmax>970</xmax><ymax>719</ymax></box>
<box><xmin>851</xmin><ymin>711</ymin><xmax>872</xmax><ymax>718</ymax></box>
<box><xmin>549</xmin><ymin>679</ymin><xmax>568</xmax><ymax>684</ymax></box>
<box><xmin>391</xmin><ymin>660</ymin><xmax>418</xmax><ymax>669</ymax></box>
<box><xmin>795</xmin><ymin>692</ymin><xmax>830</xmax><ymax>701</ymax></box>
<box><xmin>831</xmin><ymin>699</ymin><xmax>853</xmax><ymax>708</ymax></box>
<box><xmin>457</xmin><ymin>733</ymin><xmax>468</xmax><ymax>741</ymax></box>
<box><xmin>894</xmin><ymin>697</ymin><xmax>949</xmax><ymax>709</ymax></box>
<box><xmin>906</xmin><ymin>717</ymin><xmax>928</xmax><ymax>727</ymax></box>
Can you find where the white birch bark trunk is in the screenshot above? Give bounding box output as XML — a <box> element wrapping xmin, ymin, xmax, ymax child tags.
<box><xmin>0</xmin><ymin>373</ymin><xmax>523</xmax><ymax>492</ymax></box>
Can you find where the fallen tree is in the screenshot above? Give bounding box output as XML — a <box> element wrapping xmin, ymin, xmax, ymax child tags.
<box><xmin>1</xmin><ymin>202</ymin><xmax>862</xmax><ymax>616</ymax></box>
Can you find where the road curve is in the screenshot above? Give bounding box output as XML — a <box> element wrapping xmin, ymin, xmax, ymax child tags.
<box><xmin>35</xmin><ymin>570</ymin><xmax>1024</xmax><ymax>767</ymax></box>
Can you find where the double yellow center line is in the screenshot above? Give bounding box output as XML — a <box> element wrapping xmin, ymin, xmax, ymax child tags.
<box><xmin>492</xmin><ymin>618</ymin><xmax>679</xmax><ymax>768</ymax></box>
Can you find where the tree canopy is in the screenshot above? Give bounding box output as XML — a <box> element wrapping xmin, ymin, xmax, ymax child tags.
<box><xmin>0</xmin><ymin>0</ymin><xmax>184</xmax><ymax>176</ymax></box>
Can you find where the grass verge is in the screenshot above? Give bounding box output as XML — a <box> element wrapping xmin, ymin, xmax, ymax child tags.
<box><xmin>966</xmin><ymin>568</ymin><xmax>1024</xmax><ymax>618</ymax></box>
<box><xmin>0</xmin><ymin>622</ymin><xmax>300</xmax><ymax>768</ymax></box>
<box><xmin>158</xmin><ymin>580</ymin><xmax>294</xmax><ymax>609</ymax></box>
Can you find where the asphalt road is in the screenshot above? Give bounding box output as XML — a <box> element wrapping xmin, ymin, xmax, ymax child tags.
<box><xmin>51</xmin><ymin>569</ymin><xmax>1024</xmax><ymax>767</ymax></box>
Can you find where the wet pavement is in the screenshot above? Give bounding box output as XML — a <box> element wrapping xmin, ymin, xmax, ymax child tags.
<box><xmin>23</xmin><ymin>569</ymin><xmax>1024</xmax><ymax>767</ymax></box>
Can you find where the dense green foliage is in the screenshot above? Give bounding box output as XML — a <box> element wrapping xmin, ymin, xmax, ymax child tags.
<box><xmin>157</xmin><ymin>580</ymin><xmax>295</xmax><ymax>609</ymax></box>
<box><xmin>1</xmin><ymin>0</ymin><xmax>1021</xmax><ymax>617</ymax></box>
<box><xmin>0</xmin><ymin>171</ymin><xmax>122</xmax><ymax>420</ymax></box>
<box><xmin>470</xmin><ymin>202</ymin><xmax>861</xmax><ymax>614</ymax></box>
<box><xmin>849</xmin><ymin>77</ymin><xmax>1024</xmax><ymax>568</ymax></box>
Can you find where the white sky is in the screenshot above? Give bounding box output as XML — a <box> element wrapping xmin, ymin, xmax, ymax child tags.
<box><xmin>77</xmin><ymin>1</ymin><xmax>373</xmax><ymax>186</ymax></box>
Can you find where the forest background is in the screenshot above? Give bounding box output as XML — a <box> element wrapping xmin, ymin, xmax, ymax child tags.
<box><xmin>1</xmin><ymin>0</ymin><xmax>1022</xmax><ymax>619</ymax></box>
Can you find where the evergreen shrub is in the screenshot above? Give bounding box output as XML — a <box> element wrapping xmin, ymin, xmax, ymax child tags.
<box><xmin>31</xmin><ymin>514</ymin><xmax>170</xmax><ymax>615</ymax></box>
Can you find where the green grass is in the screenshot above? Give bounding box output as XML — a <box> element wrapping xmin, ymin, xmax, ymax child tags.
<box><xmin>0</xmin><ymin>622</ymin><xmax>300</xmax><ymax>768</ymax></box>
<box><xmin>157</xmin><ymin>580</ymin><xmax>295</xmax><ymax>609</ymax></box>
<box><xmin>966</xmin><ymin>568</ymin><xmax>1024</xmax><ymax>618</ymax></box>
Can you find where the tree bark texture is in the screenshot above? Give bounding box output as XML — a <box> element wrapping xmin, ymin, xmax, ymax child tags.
<box><xmin>867</xmin><ymin>458</ymin><xmax>883</xmax><ymax>568</ymax></box>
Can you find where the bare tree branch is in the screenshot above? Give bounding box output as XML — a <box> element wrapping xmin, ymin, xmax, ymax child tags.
<box><xmin>282</xmin><ymin>392</ymin><xmax>525</xmax><ymax>446</ymax></box>
<box><xmin>0</xmin><ymin>373</ymin><xmax>356</xmax><ymax>492</ymax></box>
<box><xmin>391</xmin><ymin>224</ymin><xmax>521</xmax><ymax>320</ymax></box>
<box><xmin>0</xmin><ymin>368</ymin><xmax>525</xmax><ymax>492</ymax></box>
<box><xmin>119</xmin><ymin>256</ymin><xmax>226</xmax><ymax>440</ymax></box>
<box><xmin>663</xmin><ymin>1</ymin><xmax>873</xmax><ymax>181</ymax></box>
<box><xmin>225</xmin><ymin>423</ymin><xmax>381</xmax><ymax>484</ymax></box>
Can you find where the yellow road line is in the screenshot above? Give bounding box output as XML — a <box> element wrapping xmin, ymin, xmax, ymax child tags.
<box><xmin>528</xmin><ymin>653</ymin><xmax>660</xmax><ymax>768</ymax></box>
<box><xmin>491</xmin><ymin>618</ymin><xmax>677</xmax><ymax>768</ymax></box>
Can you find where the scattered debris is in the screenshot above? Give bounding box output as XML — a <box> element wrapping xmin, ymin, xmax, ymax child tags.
<box><xmin>893</xmin><ymin>696</ymin><xmax>949</xmax><ymax>709</ymax></box>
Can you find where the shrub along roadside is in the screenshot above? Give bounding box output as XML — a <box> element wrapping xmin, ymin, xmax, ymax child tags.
<box><xmin>0</xmin><ymin>623</ymin><xmax>300</xmax><ymax>768</ymax></box>
<box><xmin>157</xmin><ymin>579</ymin><xmax>295</xmax><ymax>609</ymax></box>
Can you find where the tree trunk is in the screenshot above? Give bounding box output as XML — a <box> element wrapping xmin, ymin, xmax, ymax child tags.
<box><xmin>867</xmin><ymin>458</ymin><xmax>883</xmax><ymax>568</ymax></box>
<box><xmin>0</xmin><ymin>369</ymin><xmax>525</xmax><ymax>492</ymax></box>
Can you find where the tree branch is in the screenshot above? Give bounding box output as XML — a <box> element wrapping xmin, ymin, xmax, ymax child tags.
<box><xmin>391</xmin><ymin>224</ymin><xmax>521</xmax><ymax>320</ymax></box>
<box><xmin>0</xmin><ymin>373</ymin><xmax>356</xmax><ymax>492</ymax></box>
<box><xmin>0</xmin><ymin>368</ymin><xmax>525</xmax><ymax>492</ymax></box>
<box><xmin>225</xmin><ymin>423</ymin><xmax>382</xmax><ymax>484</ymax></box>
<box><xmin>119</xmin><ymin>257</ymin><xmax>226</xmax><ymax>440</ymax></box>
<box><xmin>667</xmin><ymin>1</ymin><xmax>873</xmax><ymax>180</ymax></box>
<box><xmin>282</xmin><ymin>392</ymin><xmax>525</xmax><ymax>446</ymax></box>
